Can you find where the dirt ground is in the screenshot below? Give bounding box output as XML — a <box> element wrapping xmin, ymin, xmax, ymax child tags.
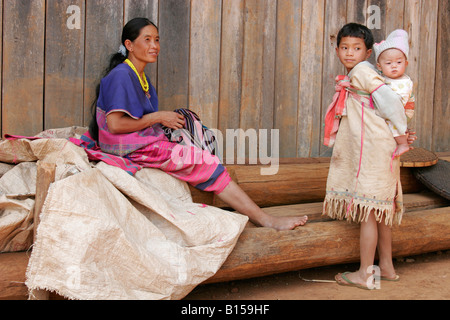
<box><xmin>184</xmin><ymin>250</ymin><xmax>450</xmax><ymax>300</ymax></box>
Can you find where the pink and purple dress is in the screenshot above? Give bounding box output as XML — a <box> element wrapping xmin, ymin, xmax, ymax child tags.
<box><xmin>74</xmin><ymin>63</ymin><xmax>231</xmax><ymax>194</ymax></box>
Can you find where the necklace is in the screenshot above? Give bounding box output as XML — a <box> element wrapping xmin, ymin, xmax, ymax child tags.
<box><xmin>124</xmin><ymin>59</ymin><xmax>149</xmax><ymax>92</ymax></box>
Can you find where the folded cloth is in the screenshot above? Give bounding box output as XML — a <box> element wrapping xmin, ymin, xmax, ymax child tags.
<box><xmin>0</xmin><ymin>128</ymin><xmax>248</xmax><ymax>299</ymax></box>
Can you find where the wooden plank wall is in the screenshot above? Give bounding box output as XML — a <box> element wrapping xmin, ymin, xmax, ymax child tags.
<box><xmin>0</xmin><ymin>0</ymin><xmax>448</xmax><ymax>158</ymax></box>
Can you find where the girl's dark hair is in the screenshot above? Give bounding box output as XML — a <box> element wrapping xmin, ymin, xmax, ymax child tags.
<box><xmin>89</xmin><ymin>18</ymin><xmax>157</xmax><ymax>142</ymax></box>
<box><xmin>337</xmin><ymin>23</ymin><xmax>374</xmax><ymax>50</ymax></box>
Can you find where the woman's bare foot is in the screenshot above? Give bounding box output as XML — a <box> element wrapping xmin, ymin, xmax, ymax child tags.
<box><xmin>218</xmin><ymin>181</ymin><xmax>308</xmax><ymax>231</ymax></box>
<box><xmin>257</xmin><ymin>214</ymin><xmax>308</xmax><ymax>231</ymax></box>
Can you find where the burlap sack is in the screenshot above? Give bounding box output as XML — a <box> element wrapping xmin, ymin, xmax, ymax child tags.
<box><xmin>0</xmin><ymin>128</ymin><xmax>248</xmax><ymax>299</ymax></box>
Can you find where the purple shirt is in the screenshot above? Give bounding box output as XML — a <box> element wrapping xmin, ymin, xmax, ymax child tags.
<box><xmin>96</xmin><ymin>63</ymin><xmax>167</xmax><ymax>156</ymax></box>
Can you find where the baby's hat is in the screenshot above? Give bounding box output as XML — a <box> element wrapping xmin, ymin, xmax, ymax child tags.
<box><xmin>374</xmin><ymin>29</ymin><xmax>409</xmax><ymax>61</ymax></box>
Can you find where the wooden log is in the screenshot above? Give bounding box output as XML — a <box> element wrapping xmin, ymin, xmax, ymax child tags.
<box><xmin>257</xmin><ymin>192</ymin><xmax>449</xmax><ymax>225</ymax></box>
<box><xmin>1</xmin><ymin>192</ymin><xmax>447</xmax><ymax>299</ymax></box>
<box><xmin>205</xmin><ymin>206</ymin><xmax>450</xmax><ymax>284</ymax></box>
<box><xmin>0</xmin><ymin>251</ymin><xmax>29</xmax><ymax>300</ymax></box>
<box><xmin>190</xmin><ymin>158</ymin><xmax>425</xmax><ymax>208</ymax></box>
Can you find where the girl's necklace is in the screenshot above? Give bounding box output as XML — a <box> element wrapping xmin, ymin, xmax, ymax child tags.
<box><xmin>124</xmin><ymin>59</ymin><xmax>149</xmax><ymax>93</ymax></box>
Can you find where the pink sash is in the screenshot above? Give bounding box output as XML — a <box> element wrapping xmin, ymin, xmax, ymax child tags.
<box><xmin>323</xmin><ymin>75</ymin><xmax>350</xmax><ymax>147</ymax></box>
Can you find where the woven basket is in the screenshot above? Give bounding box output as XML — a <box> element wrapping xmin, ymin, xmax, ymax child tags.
<box><xmin>413</xmin><ymin>160</ymin><xmax>450</xmax><ymax>200</ymax></box>
<box><xmin>400</xmin><ymin>147</ymin><xmax>438</xmax><ymax>167</ymax></box>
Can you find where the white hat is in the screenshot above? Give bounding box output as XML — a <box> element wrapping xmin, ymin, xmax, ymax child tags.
<box><xmin>374</xmin><ymin>29</ymin><xmax>409</xmax><ymax>62</ymax></box>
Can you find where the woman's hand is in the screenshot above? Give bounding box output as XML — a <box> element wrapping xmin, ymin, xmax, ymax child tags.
<box><xmin>154</xmin><ymin>111</ymin><xmax>186</xmax><ymax>130</ymax></box>
<box><xmin>106</xmin><ymin>111</ymin><xmax>186</xmax><ymax>134</ymax></box>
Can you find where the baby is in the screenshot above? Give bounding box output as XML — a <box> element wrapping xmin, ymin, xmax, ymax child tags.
<box><xmin>374</xmin><ymin>29</ymin><xmax>415</xmax><ymax>157</ymax></box>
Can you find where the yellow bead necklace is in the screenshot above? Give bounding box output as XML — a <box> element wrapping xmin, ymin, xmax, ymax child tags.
<box><xmin>124</xmin><ymin>59</ymin><xmax>149</xmax><ymax>92</ymax></box>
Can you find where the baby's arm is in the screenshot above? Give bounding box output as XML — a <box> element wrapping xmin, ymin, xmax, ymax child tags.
<box><xmin>372</xmin><ymin>86</ymin><xmax>408</xmax><ymax>135</ymax></box>
<box><xmin>351</xmin><ymin>63</ymin><xmax>407</xmax><ymax>135</ymax></box>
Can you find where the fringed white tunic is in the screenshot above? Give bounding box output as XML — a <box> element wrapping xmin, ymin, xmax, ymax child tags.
<box><xmin>323</xmin><ymin>61</ymin><xmax>407</xmax><ymax>226</ymax></box>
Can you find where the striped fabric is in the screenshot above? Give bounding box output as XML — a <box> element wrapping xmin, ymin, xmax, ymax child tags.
<box><xmin>69</xmin><ymin>130</ymin><xmax>231</xmax><ymax>195</ymax></box>
<box><xmin>69</xmin><ymin>133</ymin><xmax>142</xmax><ymax>176</ymax></box>
<box><xmin>162</xmin><ymin>109</ymin><xmax>218</xmax><ymax>156</ymax></box>
<box><xmin>69</xmin><ymin>108</ymin><xmax>231</xmax><ymax>194</ymax></box>
<box><xmin>125</xmin><ymin>140</ymin><xmax>231</xmax><ymax>194</ymax></box>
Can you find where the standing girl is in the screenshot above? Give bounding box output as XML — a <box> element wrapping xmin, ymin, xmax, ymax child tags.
<box><xmin>323</xmin><ymin>23</ymin><xmax>415</xmax><ymax>289</ymax></box>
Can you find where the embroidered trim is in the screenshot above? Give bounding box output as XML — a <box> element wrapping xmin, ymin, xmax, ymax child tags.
<box><xmin>323</xmin><ymin>190</ymin><xmax>403</xmax><ymax>226</ymax></box>
<box><xmin>326</xmin><ymin>190</ymin><xmax>396</xmax><ymax>206</ymax></box>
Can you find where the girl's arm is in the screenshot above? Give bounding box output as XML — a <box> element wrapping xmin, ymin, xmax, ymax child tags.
<box><xmin>107</xmin><ymin>111</ymin><xmax>185</xmax><ymax>134</ymax></box>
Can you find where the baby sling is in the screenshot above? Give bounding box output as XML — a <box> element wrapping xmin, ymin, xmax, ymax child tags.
<box><xmin>324</xmin><ymin>75</ymin><xmax>379</xmax><ymax>217</ymax></box>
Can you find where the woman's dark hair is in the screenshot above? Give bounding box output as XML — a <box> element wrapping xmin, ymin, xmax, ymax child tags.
<box><xmin>337</xmin><ymin>23</ymin><xmax>374</xmax><ymax>50</ymax></box>
<box><xmin>89</xmin><ymin>18</ymin><xmax>158</xmax><ymax>142</ymax></box>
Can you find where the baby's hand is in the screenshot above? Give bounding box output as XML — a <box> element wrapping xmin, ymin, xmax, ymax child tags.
<box><xmin>406</xmin><ymin>128</ymin><xmax>417</xmax><ymax>147</ymax></box>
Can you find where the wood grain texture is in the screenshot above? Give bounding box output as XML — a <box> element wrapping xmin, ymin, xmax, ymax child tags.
<box><xmin>297</xmin><ymin>0</ymin><xmax>325</xmax><ymax>157</ymax></box>
<box><xmin>2</xmin><ymin>0</ymin><xmax>45</xmax><ymax>136</ymax></box>
<box><xmin>45</xmin><ymin>0</ymin><xmax>85</xmax><ymax>130</ymax></box>
<box><xmin>83</xmin><ymin>0</ymin><xmax>123</xmax><ymax>125</ymax></box>
<box><xmin>188</xmin><ymin>0</ymin><xmax>222</xmax><ymax>128</ymax></box>
<box><xmin>415</xmin><ymin>0</ymin><xmax>438</xmax><ymax>150</ymax></box>
<box><xmin>157</xmin><ymin>0</ymin><xmax>190</xmax><ymax>111</ymax></box>
<box><xmin>218</xmin><ymin>0</ymin><xmax>245</xmax><ymax>159</ymax></box>
<box><xmin>319</xmin><ymin>0</ymin><xmax>346</xmax><ymax>156</ymax></box>
<box><xmin>432</xmin><ymin>0</ymin><xmax>450</xmax><ymax>152</ymax></box>
<box><xmin>0</xmin><ymin>0</ymin><xmax>446</xmax><ymax>154</ymax></box>
<box><xmin>274</xmin><ymin>0</ymin><xmax>302</xmax><ymax>158</ymax></box>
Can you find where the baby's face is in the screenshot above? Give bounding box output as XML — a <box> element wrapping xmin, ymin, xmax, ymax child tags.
<box><xmin>377</xmin><ymin>48</ymin><xmax>408</xmax><ymax>79</ymax></box>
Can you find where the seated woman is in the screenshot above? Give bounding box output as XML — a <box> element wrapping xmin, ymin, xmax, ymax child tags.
<box><xmin>89</xmin><ymin>18</ymin><xmax>308</xmax><ymax>231</ymax></box>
